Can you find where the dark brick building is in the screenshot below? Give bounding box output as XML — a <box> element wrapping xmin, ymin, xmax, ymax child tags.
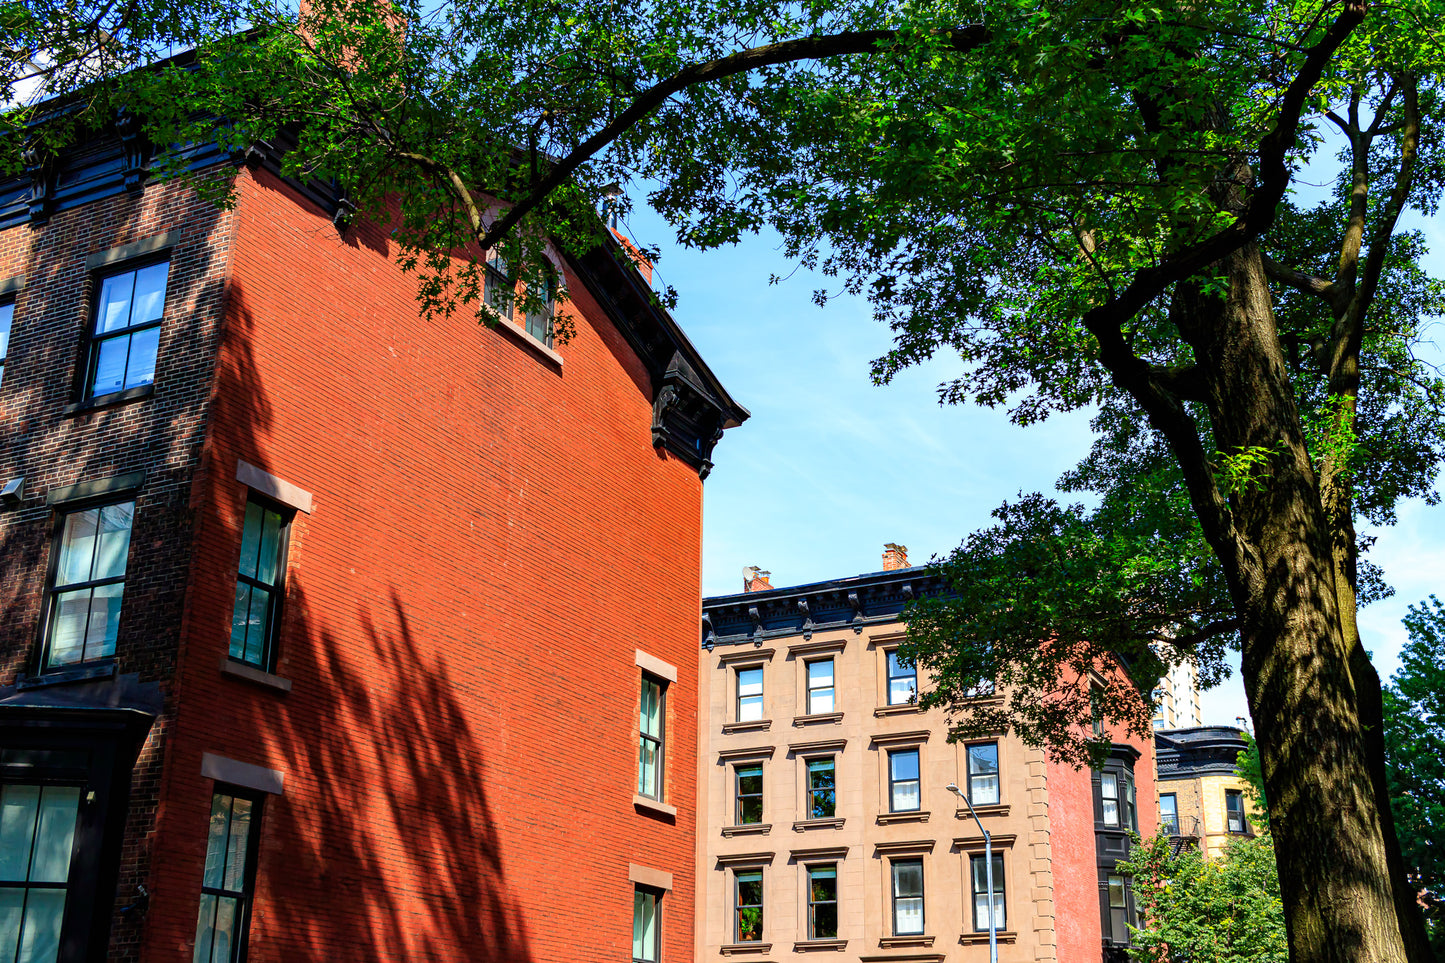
<box><xmin>0</xmin><ymin>113</ymin><xmax>745</xmax><ymax>962</ymax></box>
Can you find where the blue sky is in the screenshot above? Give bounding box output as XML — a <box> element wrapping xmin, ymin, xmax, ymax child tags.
<box><xmin>618</xmin><ymin>197</ymin><xmax>1445</xmax><ymax>729</ymax></box>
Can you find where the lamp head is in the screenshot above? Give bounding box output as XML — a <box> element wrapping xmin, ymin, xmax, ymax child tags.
<box><xmin>946</xmin><ymin>783</ymin><xmax>963</xmax><ymax>796</ymax></box>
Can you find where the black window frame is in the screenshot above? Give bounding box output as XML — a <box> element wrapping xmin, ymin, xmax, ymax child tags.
<box><xmin>1159</xmin><ymin>793</ymin><xmax>1180</xmax><ymax>835</ymax></box>
<box><xmin>228</xmin><ymin>494</ymin><xmax>293</xmax><ymax>672</ymax></box>
<box><xmin>966</xmin><ymin>742</ymin><xmax>1000</xmax><ymax>806</ymax></box>
<box><xmin>734</xmin><ymin>763</ymin><xmax>763</xmax><ymax>825</ymax></box>
<box><xmin>734</xmin><ymin>869</ymin><xmax>764</xmax><ymax>943</ymax></box>
<box><xmin>805</xmin><ymin>756</ymin><xmax>836</xmax><ymax>820</ymax></box>
<box><xmin>637</xmin><ymin>672</ymin><xmax>667</xmax><ymax>801</ymax></box>
<box><xmin>85</xmin><ymin>257</ymin><xmax>169</xmax><ymax>400</ymax></box>
<box><xmin>1100</xmin><ymin>771</ymin><xmax>1120</xmax><ymax>828</ymax></box>
<box><xmin>632</xmin><ymin>884</ymin><xmax>662</xmax><ymax>963</ymax></box>
<box><xmin>805</xmin><ymin>658</ymin><xmax>835</xmax><ymax>715</ymax></box>
<box><xmin>193</xmin><ymin>785</ymin><xmax>264</xmax><ymax>963</ymax></box>
<box><xmin>806</xmin><ymin>863</ymin><xmax>838</xmax><ymax>940</ymax></box>
<box><xmin>890</xmin><ymin>858</ymin><xmax>925</xmax><ymax>936</ymax></box>
<box><xmin>885</xmin><ymin>649</ymin><xmax>916</xmax><ymax>706</ymax></box>
<box><xmin>1225</xmin><ymin>789</ymin><xmax>1248</xmax><ymax>834</ymax></box>
<box><xmin>887</xmin><ymin>747</ymin><xmax>920</xmax><ymax>813</ymax></box>
<box><xmin>969</xmin><ymin>853</ymin><xmax>1006</xmax><ymax>932</ymax></box>
<box><xmin>1106</xmin><ymin>874</ymin><xmax>1134</xmax><ymax>945</ymax></box>
<box><xmin>38</xmin><ymin>497</ymin><xmax>136</xmax><ymax>674</ymax></box>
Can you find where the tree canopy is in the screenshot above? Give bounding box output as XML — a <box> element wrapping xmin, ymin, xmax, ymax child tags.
<box><xmin>1122</xmin><ymin>833</ymin><xmax>1290</xmax><ymax>963</ymax></box>
<box><xmin>7</xmin><ymin>0</ymin><xmax>1445</xmax><ymax>957</ymax></box>
<box><xmin>1385</xmin><ymin>597</ymin><xmax>1445</xmax><ymax>956</ymax></box>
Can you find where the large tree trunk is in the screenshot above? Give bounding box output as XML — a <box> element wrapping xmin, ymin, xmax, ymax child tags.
<box><xmin>1176</xmin><ymin>243</ymin><xmax>1409</xmax><ymax>962</ymax></box>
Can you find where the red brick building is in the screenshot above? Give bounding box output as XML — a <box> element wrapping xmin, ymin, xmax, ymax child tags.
<box><xmin>0</xmin><ymin>111</ymin><xmax>745</xmax><ymax>962</ymax></box>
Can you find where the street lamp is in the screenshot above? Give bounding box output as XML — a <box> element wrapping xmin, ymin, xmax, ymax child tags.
<box><xmin>947</xmin><ymin>782</ymin><xmax>997</xmax><ymax>963</ymax></box>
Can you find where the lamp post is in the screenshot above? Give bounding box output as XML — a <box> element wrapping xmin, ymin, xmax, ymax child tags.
<box><xmin>947</xmin><ymin>782</ymin><xmax>997</xmax><ymax>963</ymax></box>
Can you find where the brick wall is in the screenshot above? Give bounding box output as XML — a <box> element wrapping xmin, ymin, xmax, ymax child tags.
<box><xmin>0</xmin><ymin>176</ymin><xmax>239</xmax><ymax>962</ymax></box>
<box><xmin>140</xmin><ymin>166</ymin><xmax>702</xmax><ymax>962</ymax></box>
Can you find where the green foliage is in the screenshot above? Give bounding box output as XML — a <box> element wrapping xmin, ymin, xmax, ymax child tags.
<box><xmin>1236</xmin><ymin>731</ymin><xmax>1270</xmax><ymax>832</ymax></box>
<box><xmin>1121</xmin><ymin>834</ymin><xmax>1288</xmax><ymax>963</ymax></box>
<box><xmin>1385</xmin><ymin>597</ymin><xmax>1445</xmax><ymax>956</ymax></box>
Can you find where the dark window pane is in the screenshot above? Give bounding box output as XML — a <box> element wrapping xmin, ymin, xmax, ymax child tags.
<box><xmin>811</xmin><ymin>903</ymin><xmax>837</xmax><ymax>939</ymax></box>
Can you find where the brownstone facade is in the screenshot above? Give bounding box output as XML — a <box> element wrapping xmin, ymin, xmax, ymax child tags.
<box><xmin>698</xmin><ymin>565</ymin><xmax>1156</xmax><ymax>963</ymax></box>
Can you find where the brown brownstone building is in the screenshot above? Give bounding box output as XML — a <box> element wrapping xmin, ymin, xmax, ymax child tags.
<box><xmin>697</xmin><ymin>550</ymin><xmax>1156</xmax><ymax>963</ymax></box>
<box><xmin>0</xmin><ymin>88</ymin><xmax>745</xmax><ymax>961</ymax></box>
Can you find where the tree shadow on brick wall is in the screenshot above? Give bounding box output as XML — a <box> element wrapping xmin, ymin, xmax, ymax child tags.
<box><xmin>245</xmin><ymin>586</ymin><xmax>534</xmax><ymax>963</ymax></box>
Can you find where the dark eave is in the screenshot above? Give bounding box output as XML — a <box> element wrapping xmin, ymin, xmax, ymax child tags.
<box><xmin>1155</xmin><ymin>726</ymin><xmax>1248</xmax><ymax>778</ymax></box>
<box><xmin>701</xmin><ymin>565</ymin><xmax>947</xmax><ymax>649</ymax></box>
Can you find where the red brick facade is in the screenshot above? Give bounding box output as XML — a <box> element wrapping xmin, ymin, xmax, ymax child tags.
<box><xmin>0</xmin><ymin>142</ymin><xmax>738</xmax><ymax>962</ymax></box>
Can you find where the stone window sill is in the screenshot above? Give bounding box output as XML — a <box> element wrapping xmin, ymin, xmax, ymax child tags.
<box><xmin>793</xmin><ymin>939</ymin><xmax>847</xmax><ymax>952</ymax></box>
<box><xmin>63</xmin><ymin>382</ymin><xmax>154</xmax><ymax>416</ymax></box>
<box><xmin>15</xmin><ymin>660</ymin><xmax>116</xmax><ymax>689</ymax></box>
<box><xmin>959</xmin><ymin>930</ymin><xmax>1017</xmax><ymax>945</ymax></box>
<box><xmin>723</xmin><ymin>719</ymin><xmax>772</xmax><ymax>734</ymax></box>
<box><xmin>877</xmin><ymin>810</ymin><xmax>930</xmax><ymax>825</ymax></box>
<box><xmin>220</xmin><ymin>657</ymin><xmax>292</xmax><ymax>693</ymax></box>
<box><xmin>496</xmin><ymin>316</ymin><xmax>564</xmax><ymax>367</ymax></box>
<box><xmin>633</xmin><ymin>794</ymin><xmax>677</xmax><ymax>818</ymax></box>
<box><xmin>719</xmin><ymin>943</ymin><xmax>772</xmax><ymax>956</ymax></box>
<box><xmin>956</xmin><ymin>803</ymin><xmax>1009</xmax><ymax>819</ymax></box>
<box><xmin>873</xmin><ymin>703</ymin><xmax>921</xmax><ymax>717</ymax></box>
<box><xmin>792</xmin><ymin>712</ymin><xmax>843</xmax><ymax>727</ymax></box>
<box><xmin>793</xmin><ymin>817</ymin><xmax>845</xmax><ymax>831</ymax></box>
<box><xmin>879</xmin><ymin>934</ymin><xmax>935</xmax><ymax>948</ymax></box>
<box><xmin>722</xmin><ymin>823</ymin><xmax>772</xmax><ymax>837</ymax></box>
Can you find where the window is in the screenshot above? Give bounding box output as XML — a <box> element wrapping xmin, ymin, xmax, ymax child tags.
<box><xmin>1100</xmin><ymin>773</ymin><xmax>1120</xmax><ymax>827</ymax></box>
<box><xmin>1091</xmin><ymin>686</ymin><xmax>1105</xmax><ymax>737</ymax></box>
<box><xmin>637</xmin><ymin>674</ymin><xmax>666</xmax><ymax>800</ymax></box>
<box><xmin>969</xmin><ymin>854</ymin><xmax>1005</xmax><ymax>932</ymax></box>
<box><xmin>886</xmin><ymin>650</ymin><xmax>916</xmax><ymax>705</ymax></box>
<box><xmin>1159</xmin><ymin>793</ymin><xmax>1179</xmax><ymax>835</ymax></box>
<box><xmin>736</xmin><ymin>667</ymin><xmax>763</xmax><ymax>722</ymax></box>
<box><xmin>966</xmin><ymin>743</ymin><xmax>1000</xmax><ymax>806</ymax></box>
<box><xmin>194</xmin><ymin>789</ymin><xmax>262</xmax><ymax>963</ymax></box>
<box><xmin>521</xmin><ymin>276</ymin><xmax>555</xmax><ymax>347</ymax></box>
<box><xmin>806</xmin><ymin>758</ymin><xmax>835</xmax><ymax>819</ymax></box>
<box><xmin>807</xmin><ymin>865</ymin><xmax>838</xmax><ymax>940</ymax></box>
<box><xmin>890</xmin><ymin>859</ymin><xmax>924</xmax><ymax>935</ymax></box>
<box><xmin>89</xmin><ymin>261</ymin><xmax>168</xmax><ymax>397</ymax></box>
<box><xmin>734</xmin><ymin>870</ymin><xmax>763</xmax><ymax>942</ymax></box>
<box><xmin>1226</xmin><ymin>790</ymin><xmax>1247</xmax><ymax>833</ymax></box>
<box><xmin>483</xmin><ymin>253</ymin><xmax>511</xmax><ymax>318</ymax></box>
<box><xmin>229</xmin><ymin>499</ymin><xmax>290</xmax><ymax>670</ymax></box>
<box><xmin>1106</xmin><ymin>875</ymin><xmax>1132</xmax><ymax>944</ymax></box>
<box><xmin>0</xmin><ymin>301</ymin><xmax>13</xmax><ymax>390</ymax></box>
<box><xmin>735</xmin><ymin>765</ymin><xmax>763</xmax><ymax>825</ymax></box>
<box><xmin>888</xmin><ymin>748</ymin><xmax>920</xmax><ymax>812</ymax></box>
<box><xmin>484</xmin><ymin>253</ymin><xmax>555</xmax><ymax>347</ymax></box>
<box><xmin>1124</xmin><ymin>772</ymin><xmax>1137</xmax><ymax>832</ymax></box>
<box><xmin>0</xmin><ymin>783</ymin><xmax>82</xmax><ymax>963</ymax></box>
<box><xmin>632</xmin><ymin>886</ymin><xmax>661</xmax><ymax>963</ymax></box>
<box><xmin>44</xmin><ymin>501</ymin><xmax>134</xmax><ymax>669</ymax></box>
<box><xmin>806</xmin><ymin>659</ymin><xmax>834</xmax><ymax>714</ymax></box>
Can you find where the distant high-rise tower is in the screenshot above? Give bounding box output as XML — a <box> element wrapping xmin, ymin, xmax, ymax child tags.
<box><xmin>1152</xmin><ymin>659</ymin><xmax>1202</xmax><ymax>729</ymax></box>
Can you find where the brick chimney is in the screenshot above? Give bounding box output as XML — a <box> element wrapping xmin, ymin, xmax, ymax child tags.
<box><xmin>882</xmin><ymin>543</ymin><xmax>909</xmax><ymax>571</ymax></box>
<box><xmin>743</xmin><ymin>566</ymin><xmax>773</xmax><ymax>592</ymax></box>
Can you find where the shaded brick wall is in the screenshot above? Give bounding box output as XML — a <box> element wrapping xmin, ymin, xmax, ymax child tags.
<box><xmin>0</xmin><ymin>177</ymin><xmax>238</xmax><ymax>962</ymax></box>
<box><xmin>143</xmin><ymin>166</ymin><xmax>701</xmax><ymax>962</ymax></box>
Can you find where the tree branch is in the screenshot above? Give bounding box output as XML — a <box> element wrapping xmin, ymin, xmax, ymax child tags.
<box><xmin>1076</xmin><ymin>0</ymin><xmax>1364</xmax><ymax>582</ymax></box>
<box><xmin>477</xmin><ymin>25</ymin><xmax>991</xmax><ymax>252</ymax></box>
<box><xmin>1262</xmin><ymin>254</ymin><xmax>1335</xmax><ymax>299</ymax></box>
